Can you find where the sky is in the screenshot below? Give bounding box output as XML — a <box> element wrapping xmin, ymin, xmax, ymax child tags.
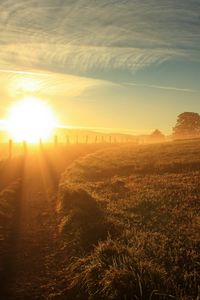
<box><xmin>0</xmin><ymin>0</ymin><xmax>200</xmax><ymax>135</ymax></box>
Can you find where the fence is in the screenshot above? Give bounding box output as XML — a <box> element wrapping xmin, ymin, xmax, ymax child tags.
<box><xmin>2</xmin><ymin>135</ymin><xmax>138</xmax><ymax>159</ymax></box>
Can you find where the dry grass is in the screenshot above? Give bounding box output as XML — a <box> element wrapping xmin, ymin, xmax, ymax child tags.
<box><xmin>57</xmin><ymin>140</ymin><xmax>200</xmax><ymax>299</ymax></box>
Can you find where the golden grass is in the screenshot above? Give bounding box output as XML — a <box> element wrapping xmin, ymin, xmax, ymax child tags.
<box><xmin>57</xmin><ymin>140</ymin><xmax>200</xmax><ymax>299</ymax></box>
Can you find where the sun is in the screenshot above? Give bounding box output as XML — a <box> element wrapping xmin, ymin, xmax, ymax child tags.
<box><xmin>6</xmin><ymin>97</ymin><xmax>57</xmax><ymax>143</ymax></box>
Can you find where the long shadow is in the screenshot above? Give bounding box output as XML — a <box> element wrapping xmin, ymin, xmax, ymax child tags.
<box><xmin>39</xmin><ymin>148</ymin><xmax>60</xmax><ymax>190</ymax></box>
<box><xmin>0</xmin><ymin>156</ymin><xmax>26</xmax><ymax>299</ymax></box>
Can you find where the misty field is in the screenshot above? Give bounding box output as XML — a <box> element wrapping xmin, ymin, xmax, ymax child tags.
<box><xmin>57</xmin><ymin>140</ymin><xmax>200</xmax><ymax>300</ymax></box>
<box><xmin>0</xmin><ymin>141</ymin><xmax>199</xmax><ymax>299</ymax></box>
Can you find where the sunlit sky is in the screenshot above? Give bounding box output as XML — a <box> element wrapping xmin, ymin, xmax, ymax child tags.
<box><xmin>0</xmin><ymin>0</ymin><xmax>200</xmax><ymax>135</ymax></box>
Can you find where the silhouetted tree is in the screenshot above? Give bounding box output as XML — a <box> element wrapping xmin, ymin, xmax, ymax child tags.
<box><xmin>150</xmin><ymin>129</ymin><xmax>165</xmax><ymax>142</ymax></box>
<box><xmin>173</xmin><ymin>112</ymin><xmax>200</xmax><ymax>139</ymax></box>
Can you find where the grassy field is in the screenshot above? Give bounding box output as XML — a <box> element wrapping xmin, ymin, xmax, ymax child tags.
<box><xmin>0</xmin><ymin>144</ymin><xmax>116</xmax><ymax>299</ymax></box>
<box><xmin>57</xmin><ymin>140</ymin><xmax>200</xmax><ymax>300</ymax></box>
<box><xmin>0</xmin><ymin>141</ymin><xmax>199</xmax><ymax>299</ymax></box>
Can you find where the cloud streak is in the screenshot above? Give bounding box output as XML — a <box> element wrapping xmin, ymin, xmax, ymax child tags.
<box><xmin>124</xmin><ymin>82</ymin><xmax>198</xmax><ymax>93</ymax></box>
<box><xmin>0</xmin><ymin>69</ymin><xmax>50</xmax><ymax>76</ymax></box>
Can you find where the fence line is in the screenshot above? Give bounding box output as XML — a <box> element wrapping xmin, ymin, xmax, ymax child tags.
<box><xmin>4</xmin><ymin>135</ymin><xmax>138</xmax><ymax>159</ymax></box>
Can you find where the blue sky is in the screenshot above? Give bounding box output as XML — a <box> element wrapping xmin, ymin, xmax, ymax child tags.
<box><xmin>0</xmin><ymin>0</ymin><xmax>200</xmax><ymax>134</ymax></box>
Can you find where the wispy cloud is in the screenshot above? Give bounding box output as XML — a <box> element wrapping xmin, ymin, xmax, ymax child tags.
<box><xmin>0</xmin><ymin>0</ymin><xmax>199</xmax><ymax>78</ymax></box>
<box><xmin>0</xmin><ymin>69</ymin><xmax>50</xmax><ymax>76</ymax></box>
<box><xmin>0</xmin><ymin>67</ymin><xmax>115</xmax><ymax>101</ymax></box>
<box><xmin>124</xmin><ymin>82</ymin><xmax>198</xmax><ymax>93</ymax></box>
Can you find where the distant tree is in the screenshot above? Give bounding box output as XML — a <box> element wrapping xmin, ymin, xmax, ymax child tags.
<box><xmin>150</xmin><ymin>129</ymin><xmax>165</xmax><ymax>142</ymax></box>
<box><xmin>173</xmin><ymin>112</ymin><xmax>200</xmax><ymax>139</ymax></box>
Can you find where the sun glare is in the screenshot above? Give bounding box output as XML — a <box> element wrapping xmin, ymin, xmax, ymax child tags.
<box><xmin>20</xmin><ymin>78</ymin><xmax>39</xmax><ymax>92</ymax></box>
<box><xmin>6</xmin><ymin>97</ymin><xmax>57</xmax><ymax>143</ymax></box>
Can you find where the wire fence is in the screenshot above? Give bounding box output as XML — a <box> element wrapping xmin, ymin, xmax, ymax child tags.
<box><xmin>0</xmin><ymin>135</ymin><xmax>139</xmax><ymax>159</ymax></box>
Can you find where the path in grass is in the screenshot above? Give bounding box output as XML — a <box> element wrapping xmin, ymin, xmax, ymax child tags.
<box><xmin>0</xmin><ymin>145</ymin><xmax>104</xmax><ymax>299</ymax></box>
<box><xmin>0</xmin><ymin>152</ymin><xmax>60</xmax><ymax>299</ymax></box>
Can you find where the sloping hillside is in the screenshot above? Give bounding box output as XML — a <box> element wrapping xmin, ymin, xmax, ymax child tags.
<box><xmin>58</xmin><ymin>140</ymin><xmax>200</xmax><ymax>299</ymax></box>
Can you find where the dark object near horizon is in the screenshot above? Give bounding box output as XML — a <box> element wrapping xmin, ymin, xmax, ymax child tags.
<box><xmin>173</xmin><ymin>112</ymin><xmax>200</xmax><ymax>139</ymax></box>
<box><xmin>150</xmin><ymin>129</ymin><xmax>165</xmax><ymax>142</ymax></box>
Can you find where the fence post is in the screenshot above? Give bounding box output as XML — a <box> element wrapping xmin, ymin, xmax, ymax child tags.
<box><xmin>95</xmin><ymin>136</ymin><xmax>97</xmax><ymax>144</ymax></box>
<box><xmin>76</xmin><ymin>136</ymin><xmax>79</xmax><ymax>144</ymax></box>
<box><xmin>66</xmin><ymin>135</ymin><xmax>69</xmax><ymax>145</ymax></box>
<box><xmin>23</xmin><ymin>141</ymin><xmax>27</xmax><ymax>155</ymax></box>
<box><xmin>54</xmin><ymin>135</ymin><xmax>58</xmax><ymax>147</ymax></box>
<box><xmin>86</xmin><ymin>135</ymin><xmax>88</xmax><ymax>144</ymax></box>
<box><xmin>9</xmin><ymin>139</ymin><xmax>13</xmax><ymax>159</ymax></box>
<box><xmin>39</xmin><ymin>138</ymin><xmax>43</xmax><ymax>150</ymax></box>
<box><xmin>109</xmin><ymin>136</ymin><xmax>112</xmax><ymax>143</ymax></box>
